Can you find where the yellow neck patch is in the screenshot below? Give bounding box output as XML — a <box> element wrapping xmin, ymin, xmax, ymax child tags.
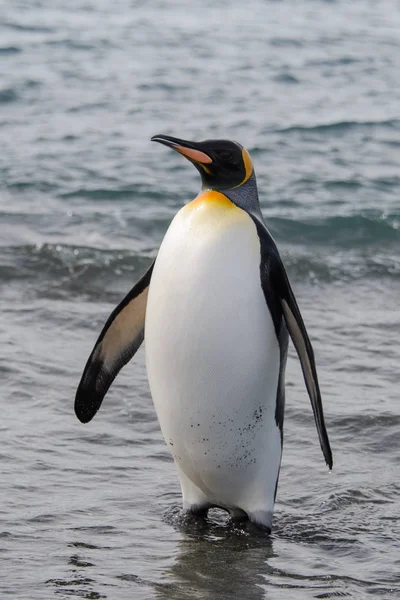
<box><xmin>179</xmin><ymin>189</ymin><xmax>247</xmax><ymax>233</ymax></box>
<box><xmin>188</xmin><ymin>190</ymin><xmax>235</xmax><ymax>210</ymax></box>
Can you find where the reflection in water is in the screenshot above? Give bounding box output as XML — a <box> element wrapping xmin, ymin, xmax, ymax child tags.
<box><xmin>157</xmin><ymin>509</ymin><xmax>274</xmax><ymax>600</ymax></box>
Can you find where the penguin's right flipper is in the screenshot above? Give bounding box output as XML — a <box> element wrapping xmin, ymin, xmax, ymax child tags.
<box><xmin>275</xmin><ymin>260</ymin><xmax>333</xmax><ymax>470</ymax></box>
<box><xmin>251</xmin><ymin>216</ymin><xmax>332</xmax><ymax>470</ymax></box>
<box><xmin>74</xmin><ymin>261</ymin><xmax>154</xmax><ymax>423</ymax></box>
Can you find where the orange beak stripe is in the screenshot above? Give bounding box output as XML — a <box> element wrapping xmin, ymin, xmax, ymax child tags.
<box><xmin>174</xmin><ymin>145</ymin><xmax>213</xmax><ymax>164</ymax></box>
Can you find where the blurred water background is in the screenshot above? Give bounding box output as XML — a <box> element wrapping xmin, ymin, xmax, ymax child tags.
<box><xmin>1</xmin><ymin>0</ymin><xmax>399</xmax><ymax>598</ymax></box>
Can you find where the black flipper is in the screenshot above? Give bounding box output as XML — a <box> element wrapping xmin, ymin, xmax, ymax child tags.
<box><xmin>251</xmin><ymin>216</ymin><xmax>333</xmax><ymax>469</ymax></box>
<box><xmin>75</xmin><ymin>262</ymin><xmax>154</xmax><ymax>423</ymax></box>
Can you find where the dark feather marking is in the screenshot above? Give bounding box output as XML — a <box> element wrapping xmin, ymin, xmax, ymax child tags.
<box><xmin>276</xmin><ymin>320</ymin><xmax>289</xmax><ymax>438</ymax></box>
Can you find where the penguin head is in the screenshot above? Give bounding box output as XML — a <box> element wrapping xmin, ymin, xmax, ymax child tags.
<box><xmin>151</xmin><ymin>135</ymin><xmax>254</xmax><ymax>192</ymax></box>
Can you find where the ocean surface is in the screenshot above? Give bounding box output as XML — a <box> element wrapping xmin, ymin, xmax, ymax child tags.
<box><xmin>1</xmin><ymin>1</ymin><xmax>399</xmax><ymax>598</ymax></box>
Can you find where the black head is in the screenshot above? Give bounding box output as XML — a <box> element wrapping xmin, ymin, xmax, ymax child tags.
<box><xmin>151</xmin><ymin>135</ymin><xmax>254</xmax><ymax>191</ymax></box>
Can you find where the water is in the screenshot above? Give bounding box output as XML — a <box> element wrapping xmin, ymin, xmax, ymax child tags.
<box><xmin>1</xmin><ymin>0</ymin><xmax>399</xmax><ymax>597</ymax></box>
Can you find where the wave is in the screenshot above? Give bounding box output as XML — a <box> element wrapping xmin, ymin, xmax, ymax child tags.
<box><xmin>0</xmin><ymin>238</ymin><xmax>398</xmax><ymax>302</ymax></box>
<box><xmin>275</xmin><ymin>119</ymin><xmax>400</xmax><ymax>135</ymax></box>
<box><xmin>60</xmin><ymin>188</ymin><xmax>140</xmax><ymax>201</ymax></box>
<box><xmin>0</xmin><ymin>244</ymin><xmax>153</xmax><ymax>301</ymax></box>
<box><xmin>283</xmin><ymin>252</ymin><xmax>400</xmax><ymax>283</ymax></box>
<box><xmin>0</xmin><ymin>88</ymin><xmax>18</xmax><ymax>104</ymax></box>
<box><xmin>59</xmin><ymin>186</ymin><xmax>169</xmax><ymax>203</ymax></box>
<box><xmin>0</xmin><ymin>46</ymin><xmax>21</xmax><ymax>55</ymax></box>
<box><xmin>268</xmin><ymin>213</ymin><xmax>400</xmax><ymax>247</ymax></box>
<box><xmin>316</xmin><ymin>487</ymin><xmax>397</xmax><ymax>514</ymax></box>
<box><xmin>0</xmin><ymin>79</ymin><xmax>43</xmax><ymax>105</ymax></box>
<box><xmin>1</xmin><ymin>21</ymin><xmax>55</xmax><ymax>33</ymax></box>
<box><xmin>272</xmin><ymin>73</ymin><xmax>300</xmax><ymax>84</ymax></box>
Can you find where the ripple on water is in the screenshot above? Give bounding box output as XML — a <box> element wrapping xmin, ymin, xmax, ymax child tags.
<box><xmin>274</xmin><ymin>119</ymin><xmax>400</xmax><ymax>135</ymax></box>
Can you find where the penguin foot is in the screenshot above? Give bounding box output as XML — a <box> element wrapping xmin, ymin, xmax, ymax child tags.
<box><xmin>182</xmin><ymin>504</ymin><xmax>211</xmax><ymax>520</ymax></box>
<box><xmin>231</xmin><ymin>517</ymin><xmax>271</xmax><ymax>536</ymax></box>
<box><xmin>247</xmin><ymin>509</ymin><xmax>273</xmax><ymax>535</ymax></box>
<box><xmin>229</xmin><ymin>509</ymin><xmax>272</xmax><ymax>535</ymax></box>
<box><xmin>229</xmin><ymin>508</ymin><xmax>248</xmax><ymax>523</ymax></box>
<box><xmin>179</xmin><ymin>505</ymin><xmax>211</xmax><ymax>532</ymax></box>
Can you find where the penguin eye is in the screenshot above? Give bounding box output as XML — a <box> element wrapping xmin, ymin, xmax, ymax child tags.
<box><xmin>218</xmin><ymin>150</ymin><xmax>235</xmax><ymax>164</ymax></box>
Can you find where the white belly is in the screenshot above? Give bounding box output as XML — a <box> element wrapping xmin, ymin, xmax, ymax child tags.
<box><xmin>145</xmin><ymin>193</ymin><xmax>282</xmax><ymax>521</ymax></box>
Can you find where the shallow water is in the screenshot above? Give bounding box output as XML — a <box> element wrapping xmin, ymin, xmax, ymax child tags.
<box><xmin>1</xmin><ymin>0</ymin><xmax>400</xmax><ymax>598</ymax></box>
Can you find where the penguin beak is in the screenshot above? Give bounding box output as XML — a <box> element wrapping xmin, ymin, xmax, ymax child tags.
<box><xmin>151</xmin><ymin>134</ymin><xmax>213</xmax><ymax>165</ymax></box>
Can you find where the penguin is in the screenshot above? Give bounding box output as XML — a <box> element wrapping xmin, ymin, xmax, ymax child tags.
<box><xmin>75</xmin><ymin>135</ymin><xmax>333</xmax><ymax>533</ymax></box>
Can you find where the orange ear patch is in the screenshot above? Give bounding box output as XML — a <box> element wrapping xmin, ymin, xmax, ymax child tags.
<box><xmin>175</xmin><ymin>145</ymin><xmax>213</xmax><ymax>164</ymax></box>
<box><xmin>242</xmin><ymin>148</ymin><xmax>253</xmax><ymax>183</ymax></box>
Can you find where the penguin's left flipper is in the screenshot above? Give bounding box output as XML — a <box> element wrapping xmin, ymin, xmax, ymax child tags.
<box><xmin>252</xmin><ymin>217</ymin><xmax>333</xmax><ymax>469</ymax></box>
<box><xmin>74</xmin><ymin>261</ymin><xmax>154</xmax><ymax>423</ymax></box>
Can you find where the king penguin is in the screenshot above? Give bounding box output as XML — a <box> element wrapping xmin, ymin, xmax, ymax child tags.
<box><xmin>75</xmin><ymin>135</ymin><xmax>333</xmax><ymax>532</ymax></box>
